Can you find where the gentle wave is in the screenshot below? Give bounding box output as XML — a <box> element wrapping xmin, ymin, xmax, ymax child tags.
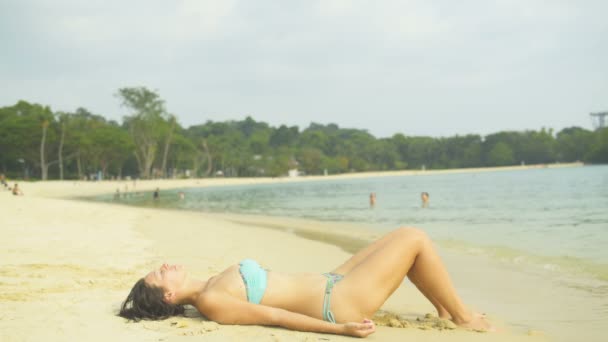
<box><xmin>437</xmin><ymin>238</ymin><xmax>608</xmax><ymax>285</ymax></box>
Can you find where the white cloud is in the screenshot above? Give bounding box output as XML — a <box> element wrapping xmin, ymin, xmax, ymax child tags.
<box><xmin>172</xmin><ymin>0</ymin><xmax>237</xmax><ymax>40</ymax></box>
<box><xmin>1</xmin><ymin>0</ymin><xmax>607</xmax><ymax>137</ymax></box>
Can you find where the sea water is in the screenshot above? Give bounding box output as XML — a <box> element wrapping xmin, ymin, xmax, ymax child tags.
<box><xmin>106</xmin><ymin>165</ymin><xmax>608</xmax><ymax>280</ymax></box>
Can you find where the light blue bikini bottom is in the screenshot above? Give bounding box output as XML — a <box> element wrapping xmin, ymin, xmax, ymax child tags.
<box><xmin>322</xmin><ymin>272</ymin><xmax>344</xmax><ymax>323</ymax></box>
<box><xmin>239</xmin><ymin>259</ymin><xmax>268</xmax><ymax>304</ymax></box>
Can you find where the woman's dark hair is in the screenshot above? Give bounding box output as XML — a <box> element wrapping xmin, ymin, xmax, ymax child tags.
<box><xmin>118</xmin><ymin>278</ymin><xmax>185</xmax><ymax>321</ymax></box>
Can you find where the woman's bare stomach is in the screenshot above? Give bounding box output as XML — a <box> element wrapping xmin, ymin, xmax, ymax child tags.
<box><xmin>261</xmin><ymin>271</ymin><xmax>328</xmax><ymax>319</ymax></box>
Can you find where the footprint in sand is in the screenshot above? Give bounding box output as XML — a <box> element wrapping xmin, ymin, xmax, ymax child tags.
<box><xmin>373</xmin><ymin>310</ymin><xmax>457</xmax><ymax>331</ymax></box>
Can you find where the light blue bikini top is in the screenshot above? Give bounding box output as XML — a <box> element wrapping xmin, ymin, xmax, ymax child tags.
<box><xmin>238</xmin><ymin>259</ymin><xmax>268</xmax><ymax>304</ymax></box>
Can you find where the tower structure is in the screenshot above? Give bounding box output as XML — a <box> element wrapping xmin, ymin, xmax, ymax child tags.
<box><xmin>590</xmin><ymin>112</ymin><xmax>608</xmax><ymax>130</ymax></box>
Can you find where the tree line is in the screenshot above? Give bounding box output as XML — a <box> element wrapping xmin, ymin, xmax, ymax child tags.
<box><xmin>1</xmin><ymin>87</ymin><xmax>606</xmax><ymax>180</ymax></box>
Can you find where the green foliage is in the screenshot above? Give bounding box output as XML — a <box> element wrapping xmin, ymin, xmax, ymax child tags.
<box><xmin>0</xmin><ymin>101</ymin><xmax>56</xmax><ymax>179</ymax></box>
<box><xmin>1</xmin><ymin>95</ymin><xmax>605</xmax><ymax>180</ymax></box>
<box><xmin>487</xmin><ymin>142</ymin><xmax>515</xmax><ymax>166</ymax></box>
<box><xmin>587</xmin><ymin>128</ymin><xmax>608</xmax><ymax>163</ymax></box>
<box><xmin>556</xmin><ymin>127</ymin><xmax>594</xmax><ymax>162</ymax></box>
<box><xmin>87</xmin><ymin>125</ymin><xmax>134</xmax><ymax>175</ymax></box>
<box><xmin>118</xmin><ymin>87</ymin><xmax>174</xmax><ymax>178</ymax></box>
<box><xmin>297</xmin><ymin>148</ymin><xmax>325</xmax><ymax>174</ymax></box>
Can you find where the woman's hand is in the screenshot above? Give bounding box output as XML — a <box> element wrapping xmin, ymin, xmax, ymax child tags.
<box><xmin>342</xmin><ymin>319</ymin><xmax>376</xmax><ymax>338</ymax></box>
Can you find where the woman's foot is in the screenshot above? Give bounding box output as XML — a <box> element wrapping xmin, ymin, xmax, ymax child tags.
<box><xmin>453</xmin><ymin>312</ymin><xmax>495</xmax><ymax>332</ymax></box>
<box><xmin>432</xmin><ymin>305</ymin><xmax>451</xmax><ymax>320</ymax></box>
<box><xmin>438</xmin><ymin>309</ymin><xmax>451</xmax><ymax>320</ymax></box>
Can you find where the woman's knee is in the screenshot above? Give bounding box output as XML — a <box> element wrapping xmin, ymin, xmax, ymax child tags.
<box><xmin>394</xmin><ymin>226</ymin><xmax>430</xmax><ymax>245</ymax></box>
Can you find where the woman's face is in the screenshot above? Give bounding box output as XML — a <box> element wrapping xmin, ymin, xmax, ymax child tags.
<box><xmin>144</xmin><ymin>264</ymin><xmax>187</xmax><ymax>293</ymax></box>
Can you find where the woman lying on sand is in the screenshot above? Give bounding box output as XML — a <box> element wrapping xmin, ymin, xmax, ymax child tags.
<box><xmin>119</xmin><ymin>227</ymin><xmax>492</xmax><ymax>338</ymax></box>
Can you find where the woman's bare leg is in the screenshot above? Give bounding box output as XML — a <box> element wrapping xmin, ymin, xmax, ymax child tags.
<box><xmin>408</xmin><ymin>271</ymin><xmax>451</xmax><ymax>319</ymax></box>
<box><xmin>331</xmin><ymin>229</ymin><xmax>411</xmax><ymax>275</ymax></box>
<box><xmin>332</xmin><ymin>229</ymin><xmax>450</xmax><ymax>318</ymax></box>
<box><xmin>336</xmin><ymin>227</ymin><xmax>491</xmax><ymax>330</ymax></box>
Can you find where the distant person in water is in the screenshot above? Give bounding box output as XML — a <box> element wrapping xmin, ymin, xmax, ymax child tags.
<box><xmin>12</xmin><ymin>183</ymin><xmax>23</xmax><ymax>196</ymax></box>
<box><xmin>369</xmin><ymin>192</ymin><xmax>377</xmax><ymax>207</ymax></box>
<box><xmin>114</xmin><ymin>188</ymin><xmax>121</xmax><ymax>200</ymax></box>
<box><xmin>421</xmin><ymin>192</ymin><xmax>430</xmax><ymax>208</ymax></box>
<box><xmin>178</xmin><ymin>192</ymin><xmax>185</xmax><ymax>200</ymax></box>
<box><xmin>118</xmin><ymin>227</ymin><xmax>493</xmax><ymax>337</ymax></box>
<box><xmin>153</xmin><ymin>188</ymin><xmax>160</xmax><ymax>200</ymax></box>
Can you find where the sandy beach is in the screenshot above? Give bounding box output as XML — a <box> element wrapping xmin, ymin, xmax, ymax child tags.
<box><xmin>1</xmin><ymin>164</ymin><xmax>580</xmax><ymax>342</ymax></box>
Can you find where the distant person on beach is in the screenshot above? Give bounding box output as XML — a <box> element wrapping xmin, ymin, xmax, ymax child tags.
<box><xmin>12</xmin><ymin>183</ymin><xmax>23</xmax><ymax>196</ymax></box>
<box><xmin>153</xmin><ymin>188</ymin><xmax>160</xmax><ymax>200</ymax></box>
<box><xmin>114</xmin><ymin>189</ymin><xmax>121</xmax><ymax>200</ymax></box>
<box><xmin>369</xmin><ymin>192</ymin><xmax>376</xmax><ymax>207</ymax></box>
<box><xmin>0</xmin><ymin>173</ymin><xmax>7</xmax><ymax>188</ymax></box>
<box><xmin>119</xmin><ymin>227</ymin><xmax>493</xmax><ymax>337</ymax></box>
<box><xmin>421</xmin><ymin>192</ymin><xmax>430</xmax><ymax>208</ymax></box>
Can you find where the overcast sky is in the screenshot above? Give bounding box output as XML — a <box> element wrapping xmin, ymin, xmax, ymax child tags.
<box><xmin>1</xmin><ymin>0</ymin><xmax>606</xmax><ymax>137</ymax></box>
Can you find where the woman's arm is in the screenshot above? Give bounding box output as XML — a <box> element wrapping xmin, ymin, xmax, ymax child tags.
<box><xmin>199</xmin><ymin>293</ymin><xmax>375</xmax><ymax>338</ymax></box>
